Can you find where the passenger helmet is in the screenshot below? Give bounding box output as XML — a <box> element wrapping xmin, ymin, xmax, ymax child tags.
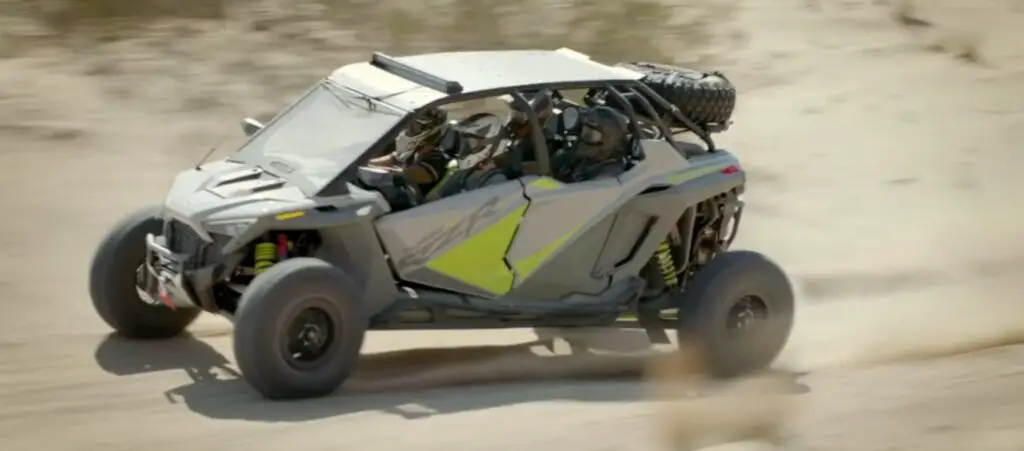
<box><xmin>576</xmin><ymin>106</ymin><xmax>629</xmax><ymax>161</ymax></box>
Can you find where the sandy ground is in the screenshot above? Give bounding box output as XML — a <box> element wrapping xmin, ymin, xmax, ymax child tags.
<box><xmin>2</xmin><ymin>0</ymin><xmax>1024</xmax><ymax>450</ymax></box>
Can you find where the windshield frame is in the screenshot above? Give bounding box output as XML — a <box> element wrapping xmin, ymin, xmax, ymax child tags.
<box><xmin>228</xmin><ymin>80</ymin><xmax>409</xmax><ymax>196</ymax></box>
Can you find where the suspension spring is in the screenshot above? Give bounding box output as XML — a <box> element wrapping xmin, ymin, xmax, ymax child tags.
<box><xmin>656</xmin><ymin>239</ymin><xmax>678</xmax><ymax>288</ymax></box>
<box><xmin>253</xmin><ymin>242</ymin><xmax>277</xmax><ymax>275</ymax></box>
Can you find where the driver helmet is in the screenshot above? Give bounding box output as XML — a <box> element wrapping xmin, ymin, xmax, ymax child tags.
<box><xmin>576</xmin><ymin>106</ymin><xmax>629</xmax><ymax>161</ymax></box>
<box><xmin>394</xmin><ymin>107</ymin><xmax>448</xmax><ymax>164</ymax></box>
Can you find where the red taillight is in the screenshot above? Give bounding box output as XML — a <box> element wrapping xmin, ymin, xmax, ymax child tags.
<box><xmin>721</xmin><ymin>165</ymin><xmax>740</xmax><ymax>175</ymax></box>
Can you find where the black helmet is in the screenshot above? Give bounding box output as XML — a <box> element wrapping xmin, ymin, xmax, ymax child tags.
<box><xmin>576</xmin><ymin>106</ymin><xmax>628</xmax><ymax>161</ymax></box>
<box><xmin>395</xmin><ymin>108</ymin><xmax>448</xmax><ymax>162</ymax></box>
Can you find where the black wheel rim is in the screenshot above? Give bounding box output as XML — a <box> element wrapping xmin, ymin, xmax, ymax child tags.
<box><xmin>282</xmin><ymin>305</ymin><xmax>336</xmax><ymax>366</ymax></box>
<box><xmin>726</xmin><ymin>295</ymin><xmax>769</xmax><ymax>333</ymax></box>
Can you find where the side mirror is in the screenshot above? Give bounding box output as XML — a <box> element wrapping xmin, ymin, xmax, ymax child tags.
<box><xmin>241</xmin><ymin>117</ymin><xmax>264</xmax><ymax>137</ymax></box>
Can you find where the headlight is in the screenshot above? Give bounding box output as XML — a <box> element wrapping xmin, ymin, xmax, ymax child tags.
<box><xmin>204</xmin><ymin>219</ymin><xmax>256</xmax><ymax>237</ymax></box>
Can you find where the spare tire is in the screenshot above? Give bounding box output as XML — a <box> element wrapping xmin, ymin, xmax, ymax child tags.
<box><xmin>609</xmin><ymin>62</ymin><xmax>737</xmax><ymax>130</ymax></box>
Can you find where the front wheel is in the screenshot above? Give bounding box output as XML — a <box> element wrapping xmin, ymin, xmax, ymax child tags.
<box><xmin>89</xmin><ymin>206</ymin><xmax>200</xmax><ymax>339</ymax></box>
<box><xmin>233</xmin><ymin>258</ymin><xmax>366</xmax><ymax>400</ymax></box>
<box><xmin>676</xmin><ymin>250</ymin><xmax>795</xmax><ymax>377</ymax></box>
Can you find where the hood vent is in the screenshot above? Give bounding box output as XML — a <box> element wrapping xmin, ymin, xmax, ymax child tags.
<box><xmin>207</xmin><ymin>168</ymin><xmax>287</xmax><ymax>198</ymax></box>
<box><xmin>215</xmin><ymin>168</ymin><xmax>264</xmax><ymax>186</ymax></box>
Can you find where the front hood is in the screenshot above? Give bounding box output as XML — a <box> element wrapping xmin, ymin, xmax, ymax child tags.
<box><xmin>161</xmin><ymin>160</ymin><xmax>317</xmax><ymax>238</ymax></box>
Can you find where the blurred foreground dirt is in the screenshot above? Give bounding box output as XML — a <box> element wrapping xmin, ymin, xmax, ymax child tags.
<box><xmin>1</xmin><ymin>0</ymin><xmax>1024</xmax><ymax>450</ymax></box>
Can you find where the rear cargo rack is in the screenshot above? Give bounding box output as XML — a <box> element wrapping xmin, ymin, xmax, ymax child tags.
<box><xmin>370</xmin><ymin>52</ymin><xmax>465</xmax><ymax>94</ymax></box>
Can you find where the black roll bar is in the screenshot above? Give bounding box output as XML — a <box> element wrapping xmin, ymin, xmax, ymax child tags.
<box><xmin>509</xmin><ymin>89</ymin><xmax>550</xmax><ymax>176</ymax></box>
<box><xmin>631</xmin><ymin>82</ymin><xmax>716</xmax><ymax>151</ymax></box>
<box><xmin>602</xmin><ymin>83</ymin><xmax>646</xmax><ymax>146</ymax></box>
<box><xmin>621</xmin><ymin>84</ymin><xmax>681</xmax><ymax>149</ymax></box>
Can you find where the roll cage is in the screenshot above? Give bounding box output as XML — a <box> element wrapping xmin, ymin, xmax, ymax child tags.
<box><xmin>318</xmin><ymin>52</ymin><xmax>718</xmax><ymax>197</ymax></box>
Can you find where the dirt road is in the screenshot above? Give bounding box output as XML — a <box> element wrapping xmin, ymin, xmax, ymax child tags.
<box><xmin>1</xmin><ymin>0</ymin><xmax>1023</xmax><ymax>450</ymax></box>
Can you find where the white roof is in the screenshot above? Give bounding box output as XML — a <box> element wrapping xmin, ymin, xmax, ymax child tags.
<box><xmin>327</xmin><ymin>48</ymin><xmax>644</xmax><ymax>110</ymax></box>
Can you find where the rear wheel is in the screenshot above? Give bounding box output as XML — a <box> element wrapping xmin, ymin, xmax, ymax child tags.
<box><xmin>89</xmin><ymin>206</ymin><xmax>200</xmax><ymax>339</ymax></box>
<box><xmin>676</xmin><ymin>250</ymin><xmax>794</xmax><ymax>377</ymax></box>
<box><xmin>233</xmin><ymin>258</ymin><xmax>366</xmax><ymax>399</ymax></box>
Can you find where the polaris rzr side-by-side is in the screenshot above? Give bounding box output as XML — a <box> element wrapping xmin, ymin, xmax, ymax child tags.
<box><xmin>89</xmin><ymin>48</ymin><xmax>794</xmax><ymax>400</ymax></box>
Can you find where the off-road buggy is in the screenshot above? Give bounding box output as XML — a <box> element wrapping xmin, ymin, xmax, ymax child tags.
<box><xmin>89</xmin><ymin>48</ymin><xmax>794</xmax><ymax>400</ymax></box>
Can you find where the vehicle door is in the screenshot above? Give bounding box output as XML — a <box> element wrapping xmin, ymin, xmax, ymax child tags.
<box><xmin>374</xmin><ymin>177</ymin><xmax>528</xmax><ymax>299</ymax></box>
<box><xmin>503</xmin><ymin>175</ymin><xmax>626</xmax><ymax>299</ymax></box>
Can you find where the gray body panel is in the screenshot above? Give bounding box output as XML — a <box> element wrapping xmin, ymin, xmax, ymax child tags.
<box><xmin>506</xmin><ymin>177</ymin><xmax>621</xmax><ymax>299</ymax></box>
<box><xmin>162</xmin><ymin>160</ymin><xmax>391</xmax><ymax>251</ymax></box>
<box><xmin>368</xmin><ymin>140</ymin><xmax>742</xmax><ymax>307</ymax></box>
<box><xmin>502</xmin><ymin>140</ymin><xmax>727</xmax><ymax>300</ymax></box>
<box><xmin>374</xmin><ymin>179</ymin><xmax>528</xmax><ymax>298</ymax></box>
<box><xmin>315</xmin><ymin>219</ymin><xmax>399</xmax><ymax>315</ymax></box>
<box><xmin>150</xmin><ymin>158</ymin><xmax>399</xmax><ymax>314</ymax></box>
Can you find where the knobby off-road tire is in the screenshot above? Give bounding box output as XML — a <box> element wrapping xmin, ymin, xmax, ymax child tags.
<box><xmin>616</xmin><ymin>62</ymin><xmax>737</xmax><ymax>128</ymax></box>
<box><xmin>676</xmin><ymin>250</ymin><xmax>794</xmax><ymax>377</ymax></box>
<box><xmin>233</xmin><ymin>258</ymin><xmax>367</xmax><ymax>400</ymax></box>
<box><xmin>89</xmin><ymin>206</ymin><xmax>201</xmax><ymax>339</ymax></box>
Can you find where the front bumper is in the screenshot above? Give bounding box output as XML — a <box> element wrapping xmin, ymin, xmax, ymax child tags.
<box><xmin>139</xmin><ymin>221</ymin><xmax>227</xmax><ymax>311</ymax></box>
<box><xmin>139</xmin><ymin>233</ymin><xmax>201</xmax><ymax>309</ymax></box>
